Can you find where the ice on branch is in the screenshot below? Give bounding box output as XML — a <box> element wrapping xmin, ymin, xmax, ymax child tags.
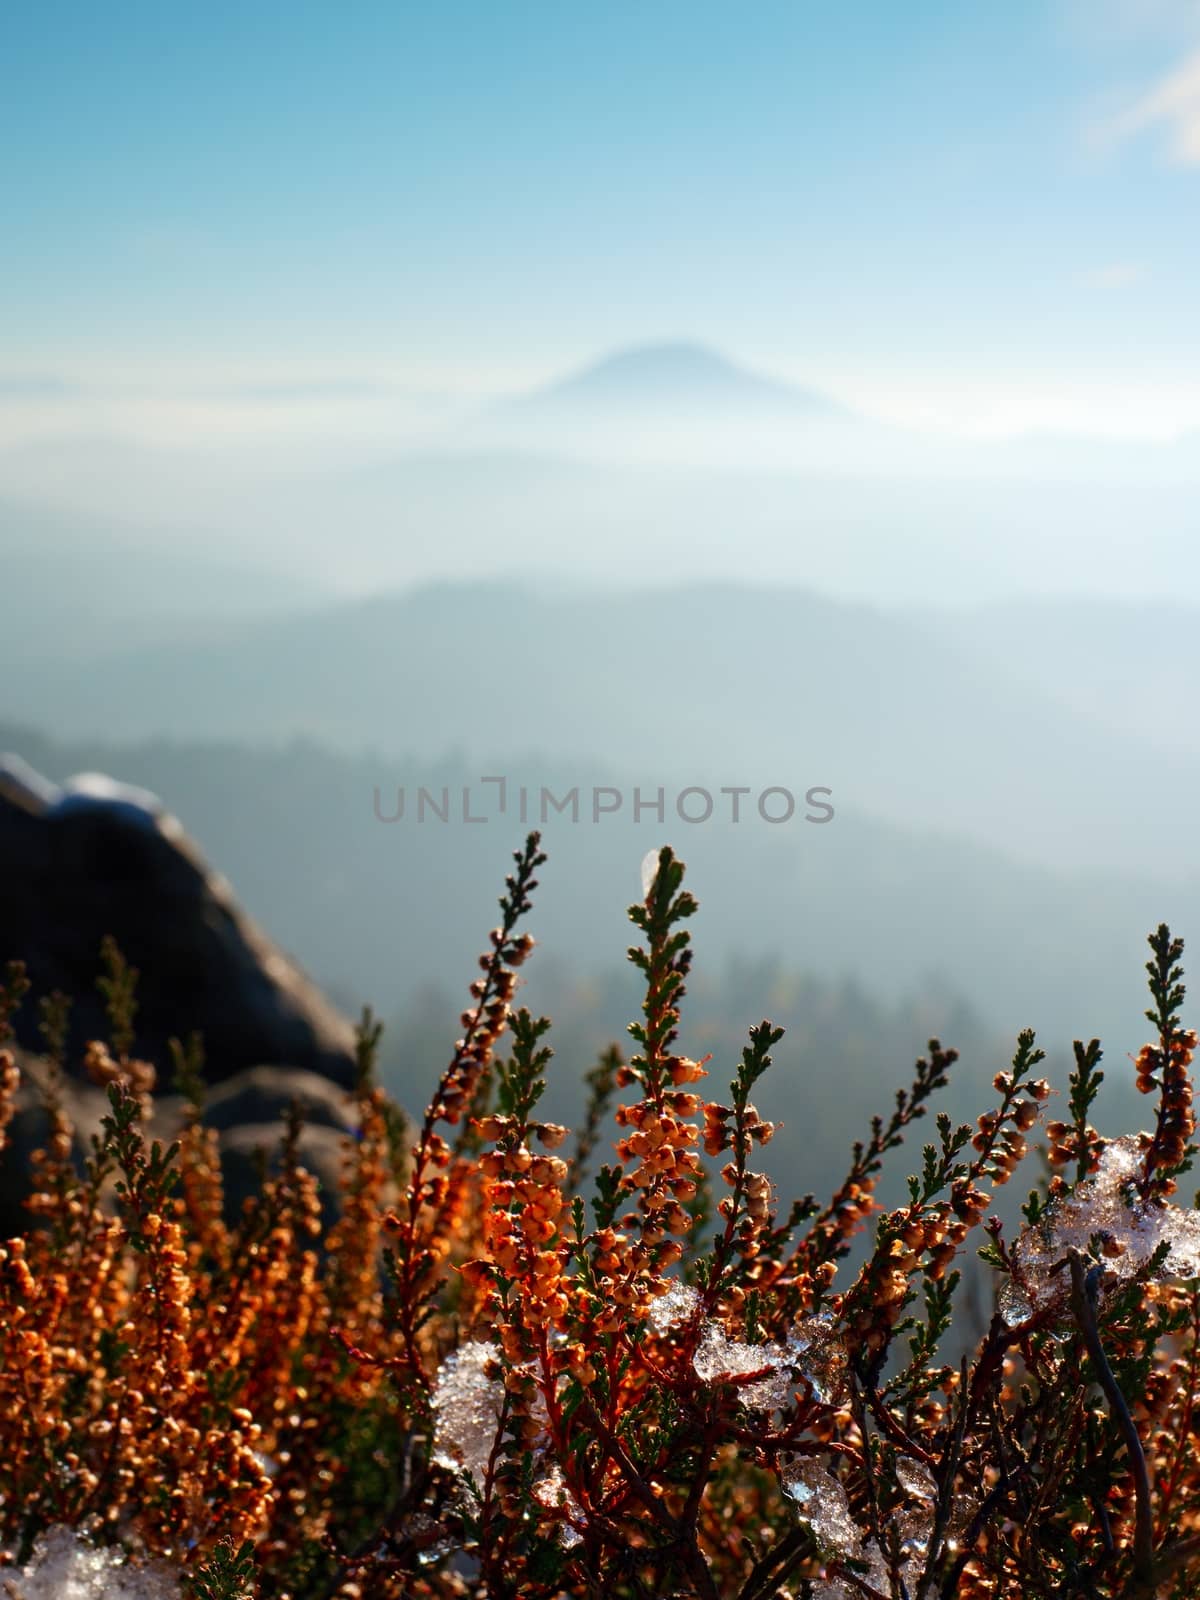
<box><xmin>430</xmin><ymin>1340</ymin><xmax>506</xmax><ymax>1494</ymax></box>
<box><xmin>533</xmin><ymin>1464</ymin><xmax>584</xmax><ymax>1549</ymax></box>
<box><xmin>646</xmin><ymin>1280</ymin><xmax>701</xmax><ymax>1334</ymax></box>
<box><xmin>0</xmin><ymin>1527</ymin><xmax>181</xmax><ymax>1600</ymax></box>
<box><xmin>692</xmin><ymin>1321</ymin><xmax>800</xmax><ymax>1410</ymax></box>
<box><xmin>1003</xmin><ymin>1134</ymin><xmax>1200</xmax><ymax>1321</ymax></box>
<box><xmin>895</xmin><ymin>1457</ymin><xmax>938</xmax><ymax>1503</ymax></box>
<box><xmin>793</xmin><ymin>1454</ymin><xmax>943</xmax><ymax>1599</ymax></box>
<box><xmin>649</xmin><ymin>1283</ymin><xmax>846</xmax><ymax>1409</ymax></box>
<box><xmin>782</xmin><ymin>1460</ymin><xmax>859</xmax><ymax>1558</ymax></box>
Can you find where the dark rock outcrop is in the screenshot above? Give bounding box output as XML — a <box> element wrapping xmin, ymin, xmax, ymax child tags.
<box><xmin>0</xmin><ymin>753</ymin><xmax>371</xmax><ymax>1237</ymax></box>
<box><xmin>0</xmin><ymin>753</ymin><xmax>357</xmax><ymax>1088</ymax></box>
<box><xmin>0</xmin><ymin>1053</ymin><xmax>356</xmax><ymax>1239</ymax></box>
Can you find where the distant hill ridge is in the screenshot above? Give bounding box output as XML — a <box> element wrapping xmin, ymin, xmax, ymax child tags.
<box><xmin>8</xmin><ymin>577</ymin><xmax>1200</xmax><ymax>883</ymax></box>
<box><xmin>0</xmin><ymin>718</ymin><xmax>1183</xmax><ymax>1081</ymax></box>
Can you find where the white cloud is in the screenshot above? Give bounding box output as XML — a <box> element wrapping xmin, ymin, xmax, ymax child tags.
<box><xmin>1064</xmin><ymin>0</ymin><xmax>1200</xmax><ymax>45</ymax></box>
<box><xmin>1083</xmin><ymin>261</ymin><xmax>1146</xmax><ymax>286</ymax></box>
<box><xmin>1111</xmin><ymin>45</ymin><xmax>1200</xmax><ymax>161</ymax></box>
<box><xmin>825</xmin><ymin>369</ymin><xmax>1200</xmax><ymax>441</ymax></box>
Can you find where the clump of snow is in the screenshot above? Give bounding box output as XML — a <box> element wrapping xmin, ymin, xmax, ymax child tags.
<box><xmin>692</xmin><ymin>1322</ymin><xmax>798</xmax><ymax>1410</ymax></box>
<box><xmin>1159</xmin><ymin>1205</ymin><xmax>1200</xmax><ymax>1278</ymax></box>
<box><xmin>892</xmin><ymin>1458</ymin><xmax>940</xmax><ymax>1569</ymax></box>
<box><xmin>533</xmin><ymin>1465</ymin><xmax>584</xmax><ymax>1549</ymax></box>
<box><xmin>1003</xmin><ymin>1134</ymin><xmax>1200</xmax><ymax>1321</ymax></box>
<box><xmin>782</xmin><ymin>1461</ymin><xmax>859</xmax><ymax>1559</ymax></box>
<box><xmin>809</xmin><ymin>1546</ymin><xmax>888</xmax><ymax>1600</ymax></box>
<box><xmin>649</xmin><ymin>1285</ymin><xmax>846</xmax><ymax>1411</ymax></box>
<box><xmin>647</xmin><ymin>1280</ymin><xmax>701</xmax><ymax>1334</ymax></box>
<box><xmin>997</xmin><ymin>1279</ymin><xmax>1035</xmax><ymax>1326</ymax></box>
<box><xmin>430</xmin><ymin>1340</ymin><xmax>506</xmax><ymax>1494</ymax></box>
<box><xmin>790</xmin><ymin>1454</ymin><xmax>943</xmax><ymax>1598</ymax></box>
<box><xmin>431</xmin><ymin>1342</ymin><xmax>560</xmax><ymax>1500</ymax></box>
<box><xmin>394</xmin><ymin>1513</ymin><xmax>455</xmax><ymax>1569</ymax></box>
<box><xmin>1</xmin><ymin>1527</ymin><xmax>181</xmax><ymax>1600</ymax></box>
<box><xmin>791</xmin><ymin>1312</ymin><xmax>848</xmax><ymax>1406</ymax></box>
<box><xmin>895</xmin><ymin>1457</ymin><xmax>937</xmax><ymax>1504</ymax></box>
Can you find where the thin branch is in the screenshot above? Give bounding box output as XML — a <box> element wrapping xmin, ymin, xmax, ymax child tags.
<box><xmin>1067</xmin><ymin>1250</ymin><xmax>1154</xmax><ymax>1592</ymax></box>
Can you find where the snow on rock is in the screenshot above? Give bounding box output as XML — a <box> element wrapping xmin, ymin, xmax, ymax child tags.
<box><xmin>0</xmin><ymin>1527</ymin><xmax>181</xmax><ymax>1600</ymax></box>
<box><xmin>1003</xmin><ymin>1134</ymin><xmax>1200</xmax><ymax>1321</ymax></box>
<box><xmin>51</xmin><ymin>773</ymin><xmax>165</xmax><ymax>832</ymax></box>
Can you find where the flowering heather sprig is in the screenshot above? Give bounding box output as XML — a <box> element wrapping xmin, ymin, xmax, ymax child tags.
<box><xmin>607</xmin><ymin>846</ymin><xmax>706</xmax><ymax>1312</ymax></box>
<box><xmin>840</xmin><ymin>1031</ymin><xmax>1050</xmax><ymax>1371</ymax></box>
<box><xmin>460</xmin><ymin>1010</ymin><xmax>582</xmax><ymax>1578</ymax></box>
<box><xmin>471</xmin><ymin>1010</ymin><xmax>572</xmax><ymax>1339</ymax></box>
<box><xmin>0</xmin><ymin>961</ymin><xmax>30</xmax><ymax>1159</ymax></box>
<box><xmin>1136</xmin><ymin>923</ymin><xmax>1198</xmax><ymax>1200</ymax></box>
<box><xmin>1043</xmin><ymin>1035</ymin><xmax>1106</xmax><ymax>1194</ymax></box>
<box><xmin>388</xmin><ymin>832</ymin><xmax>545</xmax><ymax>1381</ymax></box>
<box><xmin>777</xmin><ymin>1040</ymin><xmax>956</xmax><ymax>1318</ymax></box>
<box><xmin>168</xmin><ymin>1033</ymin><xmax>230</xmax><ymax>1275</ymax></box>
<box><xmin>701</xmin><ymin>1019</ymin><xmax>784</xmax><ymax>1313</ymax></box>
<box><xmin>20</xmin><ymin>994</ymin><xmax>82</xmax><ymax>1248</ymax></box>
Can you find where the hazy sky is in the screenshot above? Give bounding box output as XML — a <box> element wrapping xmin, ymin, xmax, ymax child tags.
<box><xmin>4</xmin><ymin>0</ymin><xmax>1200</xmax><ymax>441</ymax></box>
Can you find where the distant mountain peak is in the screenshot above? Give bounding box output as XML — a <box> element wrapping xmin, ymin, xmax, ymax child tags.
<box><xmin>565</xmin><ymin>341</ymin><xmax>749</xmax><ymax>384</ymax></box>
<box><xmin>517</xmin><ymin>341</ymin><xmax>838</xmax><ymax>418</ymax></box>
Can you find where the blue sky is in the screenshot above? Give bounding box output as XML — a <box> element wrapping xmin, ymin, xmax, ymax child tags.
<box><xmin>3</xmin><ymin>0</ymin><xmax>1200</xmax><ymax>438</ymax></box>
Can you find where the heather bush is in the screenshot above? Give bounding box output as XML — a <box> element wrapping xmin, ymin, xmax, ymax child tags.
<box><xmin>1</xmin><ymin>835</ymin><xmax>1199</xmax><ymax>1598</ymax></box>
